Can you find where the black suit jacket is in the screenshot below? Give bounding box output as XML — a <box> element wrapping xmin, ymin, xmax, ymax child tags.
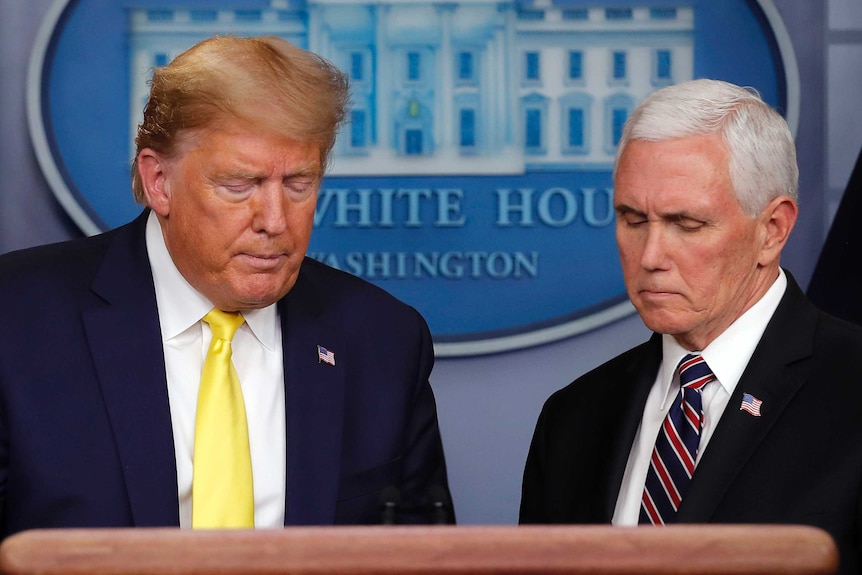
<box><xmin>521</xmin><ymin>274</ymin><xmax>862</xmax><ymax>574</ymax></box>
<box><xmin>0</xmin><ymin>212</ymin><xmax>451</xmax><ymax>537</ymax></box>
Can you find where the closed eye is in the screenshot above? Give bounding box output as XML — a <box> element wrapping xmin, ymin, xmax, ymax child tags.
<box><xmin>673</xmin><ymin>216</ymin><xmax>706</xmax><ymax>231</ymax></box>
<box><xmin>212</xmin><ymin>174</ymin><xmax>258</xmax><ymax>196</ymax></box>
<box><xmin>617</xmin><ymin>211</ymin><xmax>647</xmax><ymax>227</ymax></box>
<box><xmin>283</xmin><ymin>176</ymin><xmax>320</xmax><ymax>199</ymax></box>
<box><xmin>223</xmin><ymin>183</ymin><xmax>255</xmax><ymax>194</ymax></box>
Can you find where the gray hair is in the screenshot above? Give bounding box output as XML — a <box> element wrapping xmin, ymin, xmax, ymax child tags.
<box><xmin>614</xmin><ymin>79</ymin><xmax>798</xmax><ymax>217</ymax></box>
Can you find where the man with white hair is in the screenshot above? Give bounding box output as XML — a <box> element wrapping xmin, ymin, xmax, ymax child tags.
<box><xmin>520</xmin><ymin>79</ymin><xmax>862</xmax><ymax>574</ymax></box>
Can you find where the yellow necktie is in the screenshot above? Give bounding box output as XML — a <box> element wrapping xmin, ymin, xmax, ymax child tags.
<box><xmin>192</xmin><ymin>309</ymin><xmax>254</xmax><ymax>528</ymax></box>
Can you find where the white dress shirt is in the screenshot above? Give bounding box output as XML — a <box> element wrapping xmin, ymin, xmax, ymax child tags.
<box><xmin>145</xmin><ymin>212</ymin><xmax>286</xmax><ymax>528</ymax></box>
<box><xmin>612</xmin><ymin>269</ymin><xmax>787</xmax><ymax>525</ymax></box>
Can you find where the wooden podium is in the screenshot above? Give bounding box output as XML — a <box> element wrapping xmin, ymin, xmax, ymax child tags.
<box><xmin>0</xmin><ymin>525</ymin><xmax>839</xmax><ymax>575</ymax></box>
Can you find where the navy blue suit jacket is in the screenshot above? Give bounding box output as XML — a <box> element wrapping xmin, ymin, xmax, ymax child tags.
<box><xmin>0</xmin><ymin>212</ymin><xmax>450</xmax><ymax>536</ymax></box>
<box><xmin>520</xmin><ymin>274</ymin><xmax>862</xmax><ymax>574</ymax></box>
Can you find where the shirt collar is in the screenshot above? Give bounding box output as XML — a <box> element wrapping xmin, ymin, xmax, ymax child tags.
<box><xmin>657</xmin><ymin>268</ymin><xmax>787</xmax><ymax>409</ymax></box>
<box><xmin>145</xmin><ymin>211</ymin><xmax>280</xmax><ymax>350</ymax></box>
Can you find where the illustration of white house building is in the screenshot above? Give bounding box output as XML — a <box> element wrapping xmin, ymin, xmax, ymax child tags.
<box><xmin>128</xmin><ymin>1</ymin><xmax>693</xmax><ymax>175</ymax></box>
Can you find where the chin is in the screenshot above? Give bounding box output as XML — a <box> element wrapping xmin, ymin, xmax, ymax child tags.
<box><xmin>210</xmin><ymin>288</ymin><xmax>279</xmax><ymax>312</ymax></box>
<box><xmin>237</xmin><ymin>274</ymin><xmax>296</xmax><ymax>302</ymax></box>
<box><xmin>639</xmin><ymin>313</ymin><xmax>690</xmax><ymax>337</ymax></box>
<box><xmin>239</xmin><ymin>291</ymin><xmax>285</xmax><ymax>310</ymax></box>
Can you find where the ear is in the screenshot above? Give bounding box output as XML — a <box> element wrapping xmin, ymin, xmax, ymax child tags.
<box><xmin>757</xmin><ymin>195</ymin><xmax>798</xmax><ymax>267</ymax></box>
<box><xmin>136</xmin><ymin>148</ymin><xmax>172</xmax><ymax>217</ymax></box>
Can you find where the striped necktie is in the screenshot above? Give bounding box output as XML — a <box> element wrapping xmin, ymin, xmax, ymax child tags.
<box><xmin>639</xmin><ymin>353</ymin><xmax>715</xmax><ymax>525</ymax></box>
<box><xmin>192</xmin><ymin>309</ymin><xmax>254</xmax><ymax>529</ymax></box>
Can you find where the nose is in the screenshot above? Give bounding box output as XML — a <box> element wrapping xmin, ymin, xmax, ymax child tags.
<box><xmin>251</xmin><ymin>182</ymin><xmax>289</xmax><ymax>236</ymax></box>
<box><xmin>639</xmin><ymin>224</ymin><xmax>670</xmax><ymax>271</ymax></box>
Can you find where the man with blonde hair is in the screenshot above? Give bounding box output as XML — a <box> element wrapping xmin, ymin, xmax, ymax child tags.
<box><xmin>521</xmin><ymin>79</ymin><xmax>862</xmax><ymax>574</ymax></box>
<box><xmin>0</xmin><ymin>36</ymin><xmax>451</xmax><ymax>536</ymax></box>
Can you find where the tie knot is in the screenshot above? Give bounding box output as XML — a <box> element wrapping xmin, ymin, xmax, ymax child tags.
<box><xmin>203</xmin><ymin>309</ymin><xmax>245</xmax><ymax>342</ymax></box>
<box><xmin>677</xmin><ymin>353</ymin><xmax>714</xmax><ymax>391</ymax></box>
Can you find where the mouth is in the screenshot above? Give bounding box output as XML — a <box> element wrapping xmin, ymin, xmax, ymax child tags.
<box><xmin>238</xmin><ymin>252</ymin><xmax>288</xmax><ymax>271</ymax></box>
<box><xmin>638</xmin><ymin>289</ymin><xmax>680</xmax><ymax>301</ymax></box>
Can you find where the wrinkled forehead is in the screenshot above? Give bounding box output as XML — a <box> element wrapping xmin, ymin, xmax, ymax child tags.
<box><xmin>166</xmin><ymin>115</ymin><xmax>326</xmax><ymax>165</ymax></box>
<box><xmin>613</xmin><ymin>136</ymin><xmax>738</xmax><ymax>206</ymax></box>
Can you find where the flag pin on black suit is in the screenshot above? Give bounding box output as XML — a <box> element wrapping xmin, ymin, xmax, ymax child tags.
<box><xmin>740</xmin><ymin>393</ymin><xmax>762</xmax><ymax>416</ymax></box>
<box><xmin>317</xmin><ymin>345</ymin><xmax>336</xmax><ymax>366</ymax></box>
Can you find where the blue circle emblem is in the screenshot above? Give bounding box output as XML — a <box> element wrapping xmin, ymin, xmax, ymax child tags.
<box><xmin>29</xmin><ymin>0</ymin><xmax>798</xmax><ymax>355</ymax></box>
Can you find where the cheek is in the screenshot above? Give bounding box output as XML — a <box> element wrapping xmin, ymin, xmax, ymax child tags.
<box><xmin>288</xmin><ymin>202</ymin><xmax>317</xmax><ymax>242</ymax></box>
<box><xmin>173</xmin><ymin>207</ymin><xmax>247</xmax><ymax>265</ymax></box>
<box><xmin>170</xmin><ymin>223</ymin><xmax>222</xmax><ymax>274</ymax></box>
<box><xmin>678</xmin><ymin>241</ymin><xmax>745</xmax><ymax>299</ymax></box>
<box><xmin>615</xmin><ymin>228</ymin><xmax>639</xmax><ymax>260</ymax></box>
<box><xmin>617</xmin><ymin>235</ymin><xmax>653</xmax><ymax>281</ymax></box>
<box><xmin>716</xmin><ymin>227</ymin><xmax>759</xmax><ymax>274</ymax></box>
<box><xmin>618</xmin><ymin>251</ymin><xmax>640</xmax><ymax>281</ymax></box>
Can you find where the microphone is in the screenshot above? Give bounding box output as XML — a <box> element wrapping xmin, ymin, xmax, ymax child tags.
<box><xmin>379</xmin><ymin>485</ymin><xmax>401</xmax><ymax>525</ymax></box>
<box><xmin>428</xmin><ymin>484</ymin><xmax>451</xmax><ymax>525</ymax></box>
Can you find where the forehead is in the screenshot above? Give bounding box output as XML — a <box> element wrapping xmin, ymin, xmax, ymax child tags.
<box><xmin>174</xmin><ymin>122</ymin><xmax>323</xmax><ymax>173</ymax></box>
<box><xmin>614</xmin><ymin>134</ymin><xmax>736</xmax><ymax>213</ymax></box>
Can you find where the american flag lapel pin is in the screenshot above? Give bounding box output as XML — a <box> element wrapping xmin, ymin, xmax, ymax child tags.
<box><xmin>740</xmin><ymin>392</ymin><xmax>762</xmax><ymax>417</ymax></box>
<box><xmin>317</xmin><ymin>345</ymin><xmax>336</xmax><ymax>366</ymax></box>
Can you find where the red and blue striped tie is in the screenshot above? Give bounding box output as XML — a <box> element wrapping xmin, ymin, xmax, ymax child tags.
<box><xmin>639</xmin><ymin>353</ymin><xmax>715</xmax><ymax>525</ymax></box>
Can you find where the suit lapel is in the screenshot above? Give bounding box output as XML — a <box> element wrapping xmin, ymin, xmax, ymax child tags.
<box><xmin>82</xmin><ymin>213</ymin><xmax>180</xmax><ymax>526</ymax></box>
<box><xmin>596</xmin><ymin>335</ymin><xmax>663</xmax><ymax>521</ymax></box>
<box><xmin>677</xmin><ymin>275</ymin><xmax>815</xmax><ymax>522</ymax></box>
<box><xmin>280</xmin><ymin>263</ymin><xmax>346</xmax><ymax>525</ymax></box>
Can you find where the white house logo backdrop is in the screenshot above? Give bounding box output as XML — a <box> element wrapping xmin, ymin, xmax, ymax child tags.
<box><xmin>29</xmin><ymin>0</ymin><xmax>798</xmax><ymax>356</ymax></box>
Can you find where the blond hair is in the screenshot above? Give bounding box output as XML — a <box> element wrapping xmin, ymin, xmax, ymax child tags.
<box><xmin>131</xmin><ymin>35</ymin><xmax>349</xmax><ymax>204</ymax></box>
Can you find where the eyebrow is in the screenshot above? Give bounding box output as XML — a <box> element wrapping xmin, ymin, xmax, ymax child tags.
<box><xmin>217</xmin><ymin>166</ymin><xmax>322</xmax><ymax>181</ymax></box>
<box><xmin>218</xmin><ymin>171</ymin><xmax>258</xmax><ymax>181</ymax></box>
<box><xmin>614</xmin><ymin>203</ymin><xmax>704</xmax><ymax>222</ymax></box>
<box><xmin>614</xmin><ymin>204</ymin><xmax>644</xmax><ymax>216</ymax></box>
<box><xmin>284</xmin><ymin>167</ymin><xmax>322</xmax><ymax>180</ymax></box>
